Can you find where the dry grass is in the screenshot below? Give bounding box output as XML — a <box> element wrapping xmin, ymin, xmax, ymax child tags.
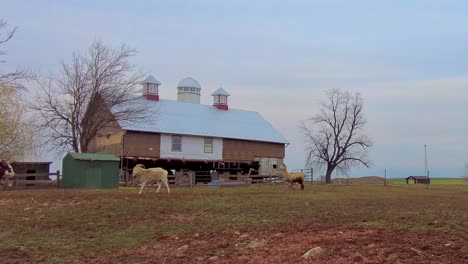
<box><xmin>0</xmin><ymin>184</ymin><xmax>467</xmax><ymax>263</ymax></box>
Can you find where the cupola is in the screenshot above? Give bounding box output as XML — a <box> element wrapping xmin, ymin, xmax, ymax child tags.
<box><xmin>211</xmin><ymin>87</ymin><xmax>230</xmax><ymax>110</ymax></box>
<box><xmin>142</xmin><ymin>75</ymin><xmax>161</xmax><ymax>101</ymax></box>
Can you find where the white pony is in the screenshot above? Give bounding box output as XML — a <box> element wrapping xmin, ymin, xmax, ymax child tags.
<box><xmin>0</xmin><ymin>160</ymin><xmax>15</xmax><ymax>190</ymax></box>
<box><xmin>132</xmin><ymin>164</ymin><xmax>170</xmax><ymax>194</ymax></box>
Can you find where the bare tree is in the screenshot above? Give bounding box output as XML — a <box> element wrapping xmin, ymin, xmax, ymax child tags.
<box><xmin>31</xmin><ymin>40</ymin><xmax>148</xmax><ymax>154</ymax></box>
<box><xmin>0</xmin><ymin>19</ymin><xmax>27</xmax><ymax>87</ymax></box>
<box><xmin>301</xmin><ymin>88</ymin><xmax>372</xmax><ymax>184</ymax></box>
<box><xmin>0</xmin><ymin>19</ymin><xmax>38</xmax><ymax>161</ymax></box>
<box><xmin>0</xmin><ymin>85</ymin><xmax>38</xmax><ymax>160</ymax></box>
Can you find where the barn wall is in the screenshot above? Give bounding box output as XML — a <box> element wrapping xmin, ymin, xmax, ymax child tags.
<box><xmin>222</xmin><ymin>139</ymin><xmax>285</xmax><ymax>161</ymax></box>
<box><xmin>88</xmin><ymin>115</ymin><xmax>124</xmax><ymax>156</ymax></box>
<box><xmin>91</xmin><ymin>131</ymin><xmax>124</xmax><ymax>156</ymax></box>
<box><xmin>123</xmin><ymin>131</ymin><xmax>161</xmax><ymax>158</ymax></box>
<box><xmin>160</xmin><ymin>134</ymin><xmax>223</xmax><ymax>161</ymax></box>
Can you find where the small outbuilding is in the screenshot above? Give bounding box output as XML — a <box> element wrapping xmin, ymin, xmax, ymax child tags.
<box><xmin>62</xmin><ymin>153</ymin><xmax>120</xmax><ymax>189</ymax></box>
<box><xmin>10</xmin><ymin>162</ymin><xmax>52</xmax><ymax>181</ymax></box>
<box><xmin>406</xmin><ymin>176</ymin><xmax>430</xmax><ymax>185</ymax></box>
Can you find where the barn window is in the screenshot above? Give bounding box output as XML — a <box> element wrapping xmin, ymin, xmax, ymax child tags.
<box><xmin>204</xmin><ymin>138</ymin><xmax>213</xmax><ymax>153</ymax></box>
<box><xmin>172</xmin><ymin>135</ymin><xmax>182</xmax><ymax>152</ymax></box>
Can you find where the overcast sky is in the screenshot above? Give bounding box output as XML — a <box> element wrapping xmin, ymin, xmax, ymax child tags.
<box><xmin>2</xmin><ymin>0</ymin><xmax>468</xmax><ymax>177</ymax></box>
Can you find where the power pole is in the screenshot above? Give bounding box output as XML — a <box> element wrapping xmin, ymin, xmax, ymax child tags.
<box><xmin>424</xmin><ymin>144</ymin><xmax>428</xmax><ymax>176</ymax></box>
<box><xmin>425</xmin><ymin>144</ymin><xmax>429</xmax><ymax>189</ymax></box>
<box><xmin>384</xmin><ymin>168</ymin><xmax>387</xmax><ymax>186</ymax></box>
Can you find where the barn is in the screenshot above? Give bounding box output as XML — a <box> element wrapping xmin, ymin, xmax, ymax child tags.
<box><xmin>90</xmin><ymin>76</ymin><xmax>288</xmax><ymax>184</ymax></box>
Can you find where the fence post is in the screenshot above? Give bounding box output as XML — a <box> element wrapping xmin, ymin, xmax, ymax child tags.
<box><xmin>311</xmin><ymin>168</ymin><xmax>314</xmax><ymax>185</ymax></box>
<box><xmin>56</xmin><ymin>170</ymin><xmax>61</xmax><ymax>188</ymax></box>
<box><xmin>189</xmin><ymin>171</ymin><xmax>193</xmax><ymax>188</ymax></box>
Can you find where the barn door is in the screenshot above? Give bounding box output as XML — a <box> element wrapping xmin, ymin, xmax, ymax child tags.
<box><xmin>85</xmin><ymin>167</ymin><xmax>102</xmax><ymax>188</ymax></box>
<box><xmin>259</xmin><ymin>158</ymin><xmax>281</xmax><ymax>175</ymax></box>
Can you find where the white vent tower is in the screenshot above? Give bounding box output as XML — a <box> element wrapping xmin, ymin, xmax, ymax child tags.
<box><xmin>177</xmin><ymin>77</ymin><xmax>201</xmax><ymax>104</ymax></box>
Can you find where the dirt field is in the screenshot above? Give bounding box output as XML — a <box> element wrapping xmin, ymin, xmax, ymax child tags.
<box><xmin>0</xmin><ymin>184</ymin><xmax>467</xmax><ymax>263</ymax></box>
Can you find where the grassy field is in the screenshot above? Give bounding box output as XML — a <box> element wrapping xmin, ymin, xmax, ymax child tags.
<box><xmin>0</xmin><ymin>184</ymin><xmax>467</xmax><ymax>263</ymax></box>
<box><xmin>389</xmin><ymin>178</ymin><xmax>467</xmax><ymax>185</ymax></box>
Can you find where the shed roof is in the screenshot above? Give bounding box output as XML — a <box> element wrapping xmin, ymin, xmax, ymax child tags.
<box><xmin>68</xmin><ymin>153</ymin><xmax>120</xmax><ymax>161</ymax></box>
<box><xmin>11</xmin><ymin>161</ymin><xmax>52</xmax><ymax>165</ymax></box>
<box><xmin>115</xmin><ymin>98</ymin><xmax>288</xmax><ymax>144</ymax></box>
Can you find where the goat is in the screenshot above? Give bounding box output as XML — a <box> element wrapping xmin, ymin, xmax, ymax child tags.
<box><xmin>279</xmin><ymin>163</ymin><xmax>305</xmax><ymax>190</ymax></box>
<box><xmin>132</xmin><ymin>164</ymin><xmax>170</xmax><ymax>194</ymax></box>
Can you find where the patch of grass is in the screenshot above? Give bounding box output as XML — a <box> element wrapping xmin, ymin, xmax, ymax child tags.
<box><xmin>0</xmin><ymin>184</ymin><xmax>467</xmax><ymax>263</ymax></box>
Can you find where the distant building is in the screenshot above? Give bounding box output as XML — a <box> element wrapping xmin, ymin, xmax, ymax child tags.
<box><xmin>10</xmin><ymin>162</ymin><xmax>52</xmax><ymax>181</ymax></box>
<box><xmin>90</xmin><ymin>75</ymin><xmax>288</xmax><ymax>180</ymax></box>
<box><xmin>406</xmin><ymin>176</ymin><xmax>430</xmax><ymax>184</ymax></box>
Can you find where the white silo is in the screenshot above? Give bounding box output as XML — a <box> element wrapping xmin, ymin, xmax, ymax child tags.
<box><xmin>177</xmin><ymin>77</ymin><xmax>201</xmax><ymax>104</ymax></box>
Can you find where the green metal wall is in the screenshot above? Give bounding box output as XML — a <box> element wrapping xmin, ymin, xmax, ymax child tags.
<box><xmin>61</xmin><ymin>153</ymin><xmax>119</xmax><ymax>189</ymax></box>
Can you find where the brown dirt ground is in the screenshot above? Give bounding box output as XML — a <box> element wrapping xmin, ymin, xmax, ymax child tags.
<box><xmin>86</xmin><ymin>227</ymin><xmax>467</xmax><ymax>264</ymax></box>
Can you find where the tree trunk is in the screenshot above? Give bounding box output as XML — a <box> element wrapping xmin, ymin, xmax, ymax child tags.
<box><xmin>325</xmin><ymin>166</ymin><xmax>334</xmax><ymax>184</ymax></box>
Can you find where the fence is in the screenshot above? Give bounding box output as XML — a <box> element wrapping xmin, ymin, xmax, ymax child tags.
<box><xmin>1</xmin><ymin>171</ymin><xmax>61</xmax><ymax>190</ymax></box>
<box><xmin>292</xmin><ymin>168</ymin><xmax>314</xmax><ymax>183</ymax></box>
<box><xmin>119</xmin><ymin>168</ymin><xmax>315</xmax><ymax>188</ymax></box>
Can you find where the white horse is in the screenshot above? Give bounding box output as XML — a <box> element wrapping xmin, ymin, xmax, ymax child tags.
<box><xmin>0</xmin><ymin>160</ymin><xmax>15</xmax><ymax>190</ymax></box>
<box><xmin>132</xmin><ymin>164</ymin><xmax>170</xmax><ymax>194</ymax></box>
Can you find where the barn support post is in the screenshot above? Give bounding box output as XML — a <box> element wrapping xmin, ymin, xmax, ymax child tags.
<box><xmin>120</xmin><ymin>134</ymin><xmax>125</xmax><ymax>186</ymax></box>
<box><xmin>56</xmin><ymin>170</ymin><xmax>61</xmax><ymax>188</ymax></box>
<box><xmin>124</xmin><ymin>157</ymin><xmax>129</xmax><ymax>187</ymax></box>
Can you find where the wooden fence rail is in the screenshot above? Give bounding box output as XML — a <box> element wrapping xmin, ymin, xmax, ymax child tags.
<box><xmin>1</xmin><ymin>171</ymin><xmax>61</xmax><ymax>190</ymax></box>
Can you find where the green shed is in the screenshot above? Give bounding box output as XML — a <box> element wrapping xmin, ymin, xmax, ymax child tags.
<box><xmin>62</xmin><ymin>153</ymin><xmax>120</xmax><ymax>189</ymax></box>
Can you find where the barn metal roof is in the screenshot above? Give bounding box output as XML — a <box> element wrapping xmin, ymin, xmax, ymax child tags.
<box><xmin>116</xmin><ymin>98</ymin><xmax>288</xmax><ymax>144</ymax></box>
<box><xmin>68</xmin><ymin>153</ymin><xmax>120</xmax><ymax>161</ymax></box>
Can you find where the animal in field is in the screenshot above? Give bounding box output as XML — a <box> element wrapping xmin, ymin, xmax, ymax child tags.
<box><xmin>132</xmin><ymin>164</ymin><xmax>170</xmax><ymax>194</ymax></box>
<box><xmin>279</xmin><ymin>163</ymin><xmax>305</xmax><ymax>190</ymax></box>
<box><xmin>0</xmin><ymin>160</ymin><xmax>15</xmax><ymax>190</ymax></box>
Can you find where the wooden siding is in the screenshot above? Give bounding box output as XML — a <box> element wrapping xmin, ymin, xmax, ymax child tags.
<box><xmin>89</xmin><ymin>120</ymin><xmax>124</xmax><ymax>156</ymax></box>
<box><xmin>92</xmin><ymin>128</ymin><xmax>283</xmax><ymax>162</ymax></box>
<box><xmin>123</xmin><ymin>131</ymin><xmax>161</xmax><ymax>158</ymax></box>
<box><xmin>222</xmin><ymin>139</ymin><xmax>285</xmax><ymax>161</ymax></box>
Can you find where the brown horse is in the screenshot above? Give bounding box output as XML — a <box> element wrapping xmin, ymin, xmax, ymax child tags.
<box><xmin>0</xmin><ymin>160</ymin><xmax>15</xmax><ymax>190</ymax></box>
